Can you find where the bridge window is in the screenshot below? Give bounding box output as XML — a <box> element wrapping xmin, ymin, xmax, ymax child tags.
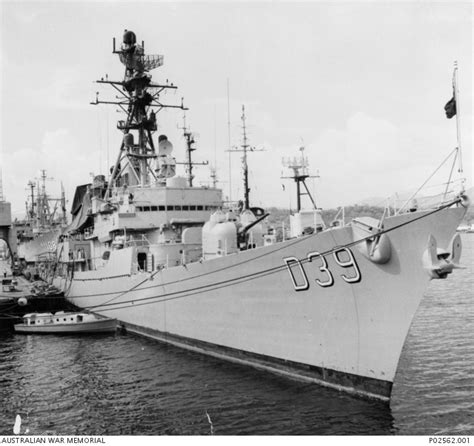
<box><xmin>136</xmin><ymin>206</ymin><xmax>160</xmax><ymax>212</ymax></box>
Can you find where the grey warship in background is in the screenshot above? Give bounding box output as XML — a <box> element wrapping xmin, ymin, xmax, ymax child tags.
<box><xmin>51</xmin><ymin>30</ymin><xmax>469</xmax><ymax>402</ymax></box>
<box><xmin>15</xmin><ymin>170</ymin><xmax>67</xmax><ymax>266</ymax></box>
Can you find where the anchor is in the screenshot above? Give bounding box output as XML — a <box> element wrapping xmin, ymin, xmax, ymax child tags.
<box><xmin>423</xmin><ymin>233</ymin><xmax>463</xmax><ymax>279</ymax></box>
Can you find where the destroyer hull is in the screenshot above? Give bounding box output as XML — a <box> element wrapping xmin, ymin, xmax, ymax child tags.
<box><xmin>54</xmin><ymin>206</ymin><xmax>465</xmax><ymax>401</ymax></box>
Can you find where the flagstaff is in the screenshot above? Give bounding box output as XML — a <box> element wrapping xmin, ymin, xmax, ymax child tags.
<box><xmin>444</xmin><ymin>61</ymin><xmax>464</xmax><ymax>190</ymax></box>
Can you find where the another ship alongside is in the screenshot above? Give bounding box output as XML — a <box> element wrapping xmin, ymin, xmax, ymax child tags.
<box><xmin>15</xmin><ymin>170</ymin><xmax>67</xmax><ymax>268</ymax></box>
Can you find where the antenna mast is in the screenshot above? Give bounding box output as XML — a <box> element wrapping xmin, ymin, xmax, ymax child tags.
<box><xmin>227</xmin><ymin>79</ymin><xmax>232</xmax><ymax>201</ymax></box>
<box><xmin>282</xmin><ymin>146</ymin><xmax>319</xmax><ymax>212</ymax></box>
<box><xmin>452</xmin><ymin>61</ymin><xmax>464</xmax><ymax>187</ymax></box>
<box><xmin>177</xmin><ymin>114</ymin><xmax>208</xmax><ymax>187</ymax></box>
<box><xmin>36</xmin><ymin>170</ymin><xmax>54</xmax><ymax>227</ymax></box>
<box><xmin>227</xmin><ymin>105</ymin><xmax>264</xmax><ymax>210</ymax></box>
<box><xmin>60</xmin><ymin>182</ymin><xmax>67</xmax><ymax>224</ymax></box>
<box><xmin>27</xmin><ymin>180</ymin><xmax>36</xmax><ymax>221</ymax></box>
<box><xmin>210</xmin><ymin>167</ymin><xmax>218</xmax><ymax>188</ymax></box>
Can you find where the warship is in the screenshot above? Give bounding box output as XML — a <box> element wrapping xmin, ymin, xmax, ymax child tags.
<box><xmin>15</xmin><ymin>170</ymin><xmax>67</xmax><ymax>266</ymax></box>
<box><xmin>51</xmin><ymin>30</ymin><xmax>468</xmax><ymax>402</ymax></box>
<box><xmin>0</xmin><ymin>181</ymin><xmax>72</xmax><ymax>331</ymax></box>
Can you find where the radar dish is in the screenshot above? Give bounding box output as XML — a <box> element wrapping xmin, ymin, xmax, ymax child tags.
<box><xmin>142</xmin><ymin>54</ymin><xmax>164</xmax><ymax>71</ymax></box>
<box><xmin>119</xmin><ymin>51</ymin><xmax>164</xmax><ymax>73</ymax></box>
<box><xmin>158</xmin><ymin>139</ymin><xmax>173</xmax><ymax>156</ymax></box>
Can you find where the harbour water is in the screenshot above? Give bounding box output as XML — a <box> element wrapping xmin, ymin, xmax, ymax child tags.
<box><xmin>0</xmin><ymin>234</ymin><xmax>472</xmax><ymax>436</ymax></box>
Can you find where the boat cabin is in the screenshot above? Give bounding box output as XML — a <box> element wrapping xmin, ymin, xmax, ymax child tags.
<box><xmin>22</xmin><ymin>312</ymin><xmax>92</xmax><ymax>326</ymax></box>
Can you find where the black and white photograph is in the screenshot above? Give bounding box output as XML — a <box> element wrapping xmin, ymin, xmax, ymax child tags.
<box><xmin>0</xmin><ymin>0</ymin><xmax>472</xmax><ymax>440</ymax></box>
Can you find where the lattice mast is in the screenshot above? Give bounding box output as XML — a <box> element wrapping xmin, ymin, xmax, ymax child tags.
<box><xmin>36</xmin><ymin>170</ymin><xmax>53</xmax><ymax>228</ymax></box>
<box><xmin>24</xmin><ymin>170</ymin><xmax>65</xmax><ymax>228</ymax></box>
<box><xmin>91</xmin><ymin>30</ymin><xmax>187</xmax><ymax>198</ymax></box>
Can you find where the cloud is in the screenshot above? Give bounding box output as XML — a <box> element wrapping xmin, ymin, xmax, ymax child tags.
<box><xmin>26</xmin><ymin>66</ymin><xmax>95</xmax><ymax>111</ymax></box>
<box><xmin>304</xmin><ymin>112</ymin><xmax>465</xmax><ymax>208</ymax></box>
<box><xmin>198</xmin><ymin>110</ymin><xmax>466</xmax><ymax>210</ymax></box>
<box><xmin>3</xmin><ymin>128</ymin><xmax>102</xmax><ymax>217</ymax></box>
<box><xmin>12</xmin><ymin>7</ymin><xmax>39</xmax><ymax>25</ymax></box>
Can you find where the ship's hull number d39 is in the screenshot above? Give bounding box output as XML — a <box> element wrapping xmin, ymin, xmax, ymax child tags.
<box><xmin>283</xmin><ymin>247</ymin><xmax>361</xmax><ymax>291</ymax></box>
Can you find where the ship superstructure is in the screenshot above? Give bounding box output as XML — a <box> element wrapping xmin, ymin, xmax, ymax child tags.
<box><xmin>55</xmin><ymin>30</ymin><xmax>222</xmax><ymax>273</ymax></box>
<box><xmin>51</xmin><ymin>30</ymin><xmax>469</xmax><ymax>403</ymax></box>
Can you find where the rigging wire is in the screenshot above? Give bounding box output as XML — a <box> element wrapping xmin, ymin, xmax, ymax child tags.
<box><xmin>67</xmin><ymin>197</ymin><xmax>463</xmax><ymax>312</ymax></box>
<box><xmin>442</xmin><ymin>148</ymin><xmax>459</xmax><ymax>203</ymax></box>
<box><xmin>396</xmin><ymin>147</ymin><xmax>459</xmax><ymax>214</ymax></box>
<box><xmin>370</xmin><ymin>148</ymin><xmax>463</xmax><ymax>211</ymax></box>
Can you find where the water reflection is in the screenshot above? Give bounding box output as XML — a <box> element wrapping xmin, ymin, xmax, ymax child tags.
<box><xmin>0</xmin><ymin>332</ymin><xmax>394</xmax><ymax>435</ymax></box>
<box><xmin>1</xmin><ymin>234</ymin><xmax>472</xmax><ymax>435</ymax></box>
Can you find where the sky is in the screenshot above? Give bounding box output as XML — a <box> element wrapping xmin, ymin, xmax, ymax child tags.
<box><xmin>0</xmin><ymin>0</ymin><xmax>472</xmax><ymax>218</ymax></box>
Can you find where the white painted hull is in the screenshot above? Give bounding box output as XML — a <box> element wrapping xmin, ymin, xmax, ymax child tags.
<box><xmin>14</xmin><ymin>318</ymin><xmax>117</xmax><ymax>334</ymax></box>
<box><xmin>53</xmin><ymin>206</ymin><xmax>466</xmax><ymax>400</ymax></box>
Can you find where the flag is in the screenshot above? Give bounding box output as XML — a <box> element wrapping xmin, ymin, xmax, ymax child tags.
<box><xmin>444</xmin><ymin>95</ymin><xmax>456</xmax><ymax>119</ymax></box>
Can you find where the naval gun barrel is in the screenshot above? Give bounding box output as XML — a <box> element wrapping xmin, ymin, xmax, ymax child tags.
<box><xmin>239</xmin><ymin>213</ymin><xmax>270</xmax><ymax>235</ymax></box>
